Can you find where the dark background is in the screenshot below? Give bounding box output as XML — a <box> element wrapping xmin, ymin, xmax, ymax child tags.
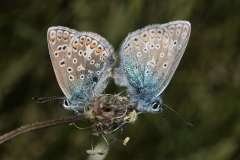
<box><xmin>0</xmin><ymin>0</ymin><xmax>240</xmax><ymax>159</ymax></box>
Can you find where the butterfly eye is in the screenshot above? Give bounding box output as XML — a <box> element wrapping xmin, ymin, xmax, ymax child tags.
<box><xmin>152</xmin><ymin>103</ymin><xmax>159</xmax><ymax>109</ymax></box>
<box><xmin>62</xmin><ymin>100</ymin><xmax>70</xmax><ymax>109</ymax></box>
<box><xmin>151</xmin><ymin>102</ymin><xmax>162</xmax><ymax>111</ymax></box>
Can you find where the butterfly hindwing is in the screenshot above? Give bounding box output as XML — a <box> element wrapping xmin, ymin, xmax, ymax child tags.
<box><xmin>48</xmin><ymin>26</ymin><xmax>78</xmax><ymax>98</ymax></box>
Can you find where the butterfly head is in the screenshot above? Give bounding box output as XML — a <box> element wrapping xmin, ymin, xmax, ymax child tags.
<box><xmin>62</xmin><ymin>99</ymin><xmax>80</xmax><ymax>110</ymax></box>
<box><xmin>136</xmin><ymin>96</ymin><xmax>163</xmax><ymax>113</ymax></box>
<box><xmin>62</xmin><ymin>95</ymin><xmax>89</xmax><ymax>110</ymax></box>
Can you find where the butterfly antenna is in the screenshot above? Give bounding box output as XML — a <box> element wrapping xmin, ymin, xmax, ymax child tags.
<box><xmin>163</xmin><ymin>104</ymin><xmax>194</xmax><ymax>127</ymax></box>
<box><xmin>32</xmin><ymin>96</ymin><xmax>64</xmax><ymax>103</ymax></box>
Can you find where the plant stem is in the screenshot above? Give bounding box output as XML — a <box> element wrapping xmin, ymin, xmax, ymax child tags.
<box><xmin>0</xmin><ymin>114</ymin><xmax>85</xmax><ymax>144</ymax></box>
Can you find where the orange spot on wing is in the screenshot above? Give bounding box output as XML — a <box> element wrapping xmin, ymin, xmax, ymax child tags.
<box><xmin>96</xmin><ymin>48</ymin><xmax>103</xmax><ymax>53</ymax></box>
<box><xmin>149</xmin><ymin>30</ymin><xmax>156</xmax><ymax>38</ymax></box>
<box><xmin>86</xmin><ymin>39</ymin><xmax>91</xmax><ymax>45</ymax></box>
<box><xmin>133</xmin><ymin>38</ymin><xmax>139</xmax><ymax>46</ymax></box>
<box><xmin>90</xmin><ymin>44</ymin><xmax>97</xmax><ymax>49</ymax></box>
<box><xmin>80</xmin><ymin>39</ymin><xmax>85</xmax><ymax>44</ymax></box>
<box><xmin>63</xmin><ymin>35</ymin><xmax>68</xmax><ymax>40</ymax></box>
<box><xmin>57</xmin><ymin>35</ymin><xmax>62</xmax><ymax>39</ymax></box>
<box><xmin>72</xmin><ymin>43</ymin><xmax>78</xmax><ymax>49</ymax></box>
<box><xmin>142</xmin><ymin>34</ymin><xmax>148</xmax><ymax>42</ymax></box>
<box><xmin>102</xmin><ymin>55</ymin><xmax>108</xmax><ymax>61</ymax></box>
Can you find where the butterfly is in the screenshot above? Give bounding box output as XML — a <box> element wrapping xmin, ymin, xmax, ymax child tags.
<box><xmin>114</xmin><ymin>21</ymin><xmax>191</xmax><ymax>113</ymax></box>
<box><xmin>47</xmin><ymin>26</ymin><xmax>115</xmax><ymax>110</ymax></box>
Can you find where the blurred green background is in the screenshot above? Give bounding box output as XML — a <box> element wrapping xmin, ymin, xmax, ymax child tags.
<box><xmin>0</xmin><ymin>0</ymin><xmax>240</xmax><ymax>159</ymax></box>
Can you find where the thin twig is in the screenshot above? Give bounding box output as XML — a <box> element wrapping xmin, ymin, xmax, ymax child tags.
<box><xmin>0</xmin><ymin>114</ymin><xmax>85</xmax><ymax>144</ymax></box>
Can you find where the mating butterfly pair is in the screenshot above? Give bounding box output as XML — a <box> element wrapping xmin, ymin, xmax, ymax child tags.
<box><xmin>47</xmin><ymin>21</ymin><xmax>191</xmax><ymax>114</ymax></box>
